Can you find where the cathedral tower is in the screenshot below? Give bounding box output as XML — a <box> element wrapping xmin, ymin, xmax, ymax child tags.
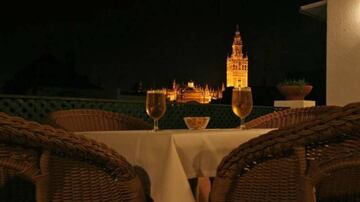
<box><xmin>226</xmin><ymin>25</ymin><xmax>248</xmax><ymax>88</ymax></box>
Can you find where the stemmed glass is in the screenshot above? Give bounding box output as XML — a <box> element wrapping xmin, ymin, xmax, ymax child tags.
<box><xmin>146</xmin><ymin>90</ymin><xmax>167</xmax><ymax>131</ymax></box>
<box><xmin>232</xmin><ymin>87</ymin><xmax>253</xmax><ymax>129</ymax></box>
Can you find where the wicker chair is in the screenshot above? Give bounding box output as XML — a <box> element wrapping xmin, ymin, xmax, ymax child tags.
<box><xmin>244</xmin><ymin>105</ymin><xmax>341</xmax><ymax>129</ymax></box>
<box><xmin>48</xmin><ymin>109</ymin><xmax>151</xmax><ymax>132</ymax></box>
<box><xmin>210</xmin><ymin>102</ymin><xmax>360</xmax><ymax>202</ymax></box>
<box><xmin>0</xmin><ymin>112</ymin><xmax>146</xmax><ymax>202</ymax></box>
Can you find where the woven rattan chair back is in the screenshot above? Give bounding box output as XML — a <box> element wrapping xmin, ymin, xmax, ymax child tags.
<box><xmin>244</xmin><ymin>105</ymin><xmax>341</xmax><ymax>129</ymax></box>
<box><xmin>0</xmin><ymin>146</ymin><xmax>38</xmax><ymax>201</ymax></box>
<box><xmin>48</xmin><ymin>109</ymin><xmax>151</xmax><ymax>132</ymax></box>
<box><xmin>210</xmin><ymin>102</ymin><xmax>360</xmax><ymax>202</ymax></box>
<box><xmin>0</xmin><ymin>112</ymin><xmax>146</xmax><ymax>202</ymax></box>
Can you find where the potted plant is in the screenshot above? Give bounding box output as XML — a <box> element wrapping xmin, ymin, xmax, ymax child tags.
<box><xmin>277</xmin><ymin>79</ymin><xmax>313</xmax><ymax>100</ymax></box>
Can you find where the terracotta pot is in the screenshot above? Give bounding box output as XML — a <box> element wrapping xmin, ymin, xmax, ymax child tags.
<box><xmin>277</xmin><ymin>85</ymin><xmax>313</xmax><ymax>100</ymax></box>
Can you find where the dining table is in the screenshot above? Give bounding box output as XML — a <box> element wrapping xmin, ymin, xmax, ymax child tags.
<box><xmin>76</xmin><ymin>128</ymin><xmax>275</xmax><ymax>202</ymax></box>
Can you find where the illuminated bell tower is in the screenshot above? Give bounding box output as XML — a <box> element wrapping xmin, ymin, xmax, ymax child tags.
<box><xmin>226</xmin><ymin>25</ymin><xmax>248</xmax><ymax>88</ymax></box>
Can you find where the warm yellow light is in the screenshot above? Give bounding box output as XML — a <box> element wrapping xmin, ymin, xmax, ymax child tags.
<box><xmin>356</xmin><ymin>1</ymin><xmax>360</xmax><ymax>23</ymax></box>
<box><xmin>187</xmin><ymin>81</ymin><xmax>195</xmax><ymax>88</ymax></box>
<box><xmin>343</xmin><ymin>0</ymin><xmax>360</xmax><ymax>24</ymax></box>
<box><xmin>226</xmin><ymin>27</ymin><xmax>249</xmax><ymax>88</ymax></box>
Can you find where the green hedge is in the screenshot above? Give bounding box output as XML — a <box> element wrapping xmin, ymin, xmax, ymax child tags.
<box><xmin>0</xmin><ymin>95</ymin><xmax>283</xmax><ymax>129</ymax></box>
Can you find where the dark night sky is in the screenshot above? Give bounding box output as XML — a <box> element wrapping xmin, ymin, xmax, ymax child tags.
<box><xmin>0</xmin><ymin>0</ymin><xmax>325</xmax><ymax>102</ymax></box>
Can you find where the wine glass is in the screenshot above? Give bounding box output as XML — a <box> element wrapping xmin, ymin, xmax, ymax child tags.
<box><xmin>232</xmin><ymin>87</ymin><xmax>253</xmax><ymax>129</ymax></box>
<box><xmin>146</xmin><ymin>90</ymin><xmax>167</xmax><ymax>131</ymax></box>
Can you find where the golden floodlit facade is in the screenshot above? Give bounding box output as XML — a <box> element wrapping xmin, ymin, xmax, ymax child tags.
<box><xmin>226</xmin><ymin>26</ymin><xmax>248</xmax><ymax>88</ymax></box>
<box><xmin>166</xmin><ymin>80</ymin><xmax>224</xmax><ymax>104</ymax></box>
<box><xmin>165</xmin><ymin>25</ymin><xmax>247</xmax><ymax>104</ymax></box>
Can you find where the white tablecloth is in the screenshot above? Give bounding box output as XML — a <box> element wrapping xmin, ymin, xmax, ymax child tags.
<box><xmin>77</xmin><ymin>128</ymin><xmax>274</xmax><ymax>202</ymax></box>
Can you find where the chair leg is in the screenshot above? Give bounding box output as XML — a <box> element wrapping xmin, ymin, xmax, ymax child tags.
<box><xmin>198</xmin><ymin>177</ymin><xmax>211</xmax><ymax>202</ymax></box>
<box><xmin>189</xmin><ymin>177</ymin><xmax>214</xmax><ymax>202</ymax></box>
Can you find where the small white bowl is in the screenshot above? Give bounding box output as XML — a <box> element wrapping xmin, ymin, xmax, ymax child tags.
<box><xmin>184</xmin><ymin>117</ymin><xmax>210</xmax><ymax>130</ymax></box>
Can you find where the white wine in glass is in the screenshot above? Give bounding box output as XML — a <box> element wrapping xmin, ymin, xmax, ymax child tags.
<box><xmin>232</xmin><ymin>87</ymin><xmax>253</xmax><ymax>129</ymax></box>
<box><xmin>146</xmin><ymin>90</ymin><xmax>167</xmax><ymax>131</ymax></box>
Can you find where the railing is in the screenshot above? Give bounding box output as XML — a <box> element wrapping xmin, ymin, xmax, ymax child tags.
<box><xmin>0</xmin><ymin>94</ymin><xmax>284</xmax><ymax>129</ymax></box>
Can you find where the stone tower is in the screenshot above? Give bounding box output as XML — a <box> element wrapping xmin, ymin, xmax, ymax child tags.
<box><xmin>226</xmin><ymin>25</ymin><xmax>248</xmax><ymax>88</ymax></box>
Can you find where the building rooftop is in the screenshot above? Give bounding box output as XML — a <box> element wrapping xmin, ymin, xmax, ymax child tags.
<box><xmin>300</xmin><ymin>0</ymin><xmax>327</xmax><ymax>21</ymax></box>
